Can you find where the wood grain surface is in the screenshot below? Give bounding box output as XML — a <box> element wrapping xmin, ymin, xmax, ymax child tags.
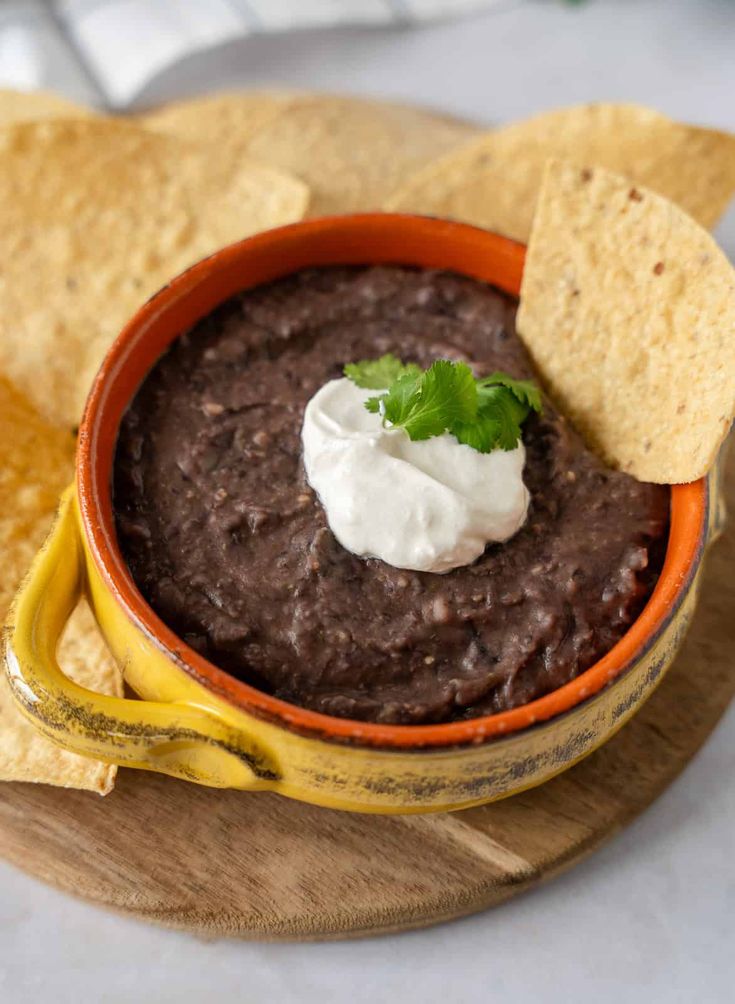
<box><xmin>0</xmin><ymin>451</ymin><xmax>732</xmax><ymax>941</ymax></box>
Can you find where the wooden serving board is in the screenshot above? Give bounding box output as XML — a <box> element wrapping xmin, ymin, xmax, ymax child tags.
<box><xmin>0</xmin><ymin>455</ymin><xmax>732</xmax><ymax>941</ymax></box>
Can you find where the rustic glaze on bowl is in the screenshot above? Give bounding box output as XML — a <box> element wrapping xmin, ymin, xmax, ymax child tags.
<box><xmin>3</xmin><ymin>215</ymin><xmax>718</xmax><ymax>813</ymax></box>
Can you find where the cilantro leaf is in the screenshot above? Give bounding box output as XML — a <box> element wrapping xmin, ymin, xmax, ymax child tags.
<box><xmin>344</xmin><ymin>353</ymin><xmax>421</xmax><ymax>390</ymax></box>
<box><xmin>380</xmin><ymin>372</ymin><xmax>422</xmax><ymax>426</ymax></box>
<box><xmin>345</xmin><ymin>355</ymin><xmax>541</xmax><ymax>453</ymax></box>
<box><xmin>477</xmin><ymin>372</ymin><xmax>542</xmax><ymax>414</ymax></box>
<box><xmin>384</xmin><ymin>361</ymin><xmax>477</xmax><ymax>441</ymax></box>
<box><xmin>450</xmin><ymin>387</ymin><xmax>529</xmax><ymax>452</ymax></box>
<box><xmin>449</xmin><ymin>410</ymin><xmax>502</xmax><ymax>453</ymax></box>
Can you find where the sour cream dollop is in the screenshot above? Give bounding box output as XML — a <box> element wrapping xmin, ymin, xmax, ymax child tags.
<box><xmin>301</xmin><ymin>378</ymin><xmax>530</xmax><ymax>573</ymax></box>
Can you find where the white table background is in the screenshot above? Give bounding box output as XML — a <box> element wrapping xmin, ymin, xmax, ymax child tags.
<box><xmin>1</xmin><ymin>2</ymin><xmax>734</xmax><ymax>1001</ymax></box>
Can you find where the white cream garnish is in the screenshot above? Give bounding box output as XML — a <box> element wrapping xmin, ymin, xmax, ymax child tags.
<box><xmin>301</xmin><ymin>378</ymin><xmax>529</xmax><ymax>573</ymax></box>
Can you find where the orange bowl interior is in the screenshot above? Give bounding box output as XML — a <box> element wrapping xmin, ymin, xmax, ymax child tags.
<box><xmin>78</xmin><ymin>214</ymin><xmax>707</xmax><ymax>749</ymax></box>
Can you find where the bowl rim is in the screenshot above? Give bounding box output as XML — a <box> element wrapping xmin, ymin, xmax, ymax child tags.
<box><xmin>77</xmin><ymin>213</ymin><xmax>708</xmax><ymax>750</ymax></box>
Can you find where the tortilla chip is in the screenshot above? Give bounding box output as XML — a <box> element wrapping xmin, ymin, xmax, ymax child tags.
<box><xmin>0</xmin><ymin>88</ymin><xmax>94</xmax><ymax>127</ymax></box>
<box><xmin>385</xmin><ymin>103</ymin><xmax>735</xmax><ymax>241</ymax></box>
<box><xmin>0</xmin><ymin>118</ymin><xmax>308</xmax><ymax>428</ymax></box>
<box><xmin>0</xmin><ymin>376</ymin><xmax>120</xmax><ymax>793</ymax></box>
<box><xmin>517</xmin><ymin>160</ymin><xmax>735</xmax><ymax>483</ymax></box>
<box><xmin>140</xmin><ymin>89</ymin><xmax>298</xmax><ymax>147</ymax></box>
<box><xmin>244</xmin><ymin>94</ymin><xmax>478</xmax><ymax>215</ymax></box>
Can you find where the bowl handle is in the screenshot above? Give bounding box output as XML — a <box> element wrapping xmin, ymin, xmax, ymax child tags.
<box><xmin>3</xmin><ymin>488</ymin><xmax>280</xmax><ymax>790</ymax></box>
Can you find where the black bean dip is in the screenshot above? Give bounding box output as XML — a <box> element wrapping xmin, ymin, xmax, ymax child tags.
<box><xmin>114</xmin><ymin>266</ymin><xmax>670</xmax><ymax>724</ymax></box>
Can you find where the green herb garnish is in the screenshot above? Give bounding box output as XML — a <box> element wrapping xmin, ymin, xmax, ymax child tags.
<box><xmin>344</xmin><ymin>355</ymin><xmax>541</xmax><ymax>453</ymax></box>
<box><xmin>344</xmin><ymin>353</ymin><xmax>421</xmax><ymax>390</ymax></box>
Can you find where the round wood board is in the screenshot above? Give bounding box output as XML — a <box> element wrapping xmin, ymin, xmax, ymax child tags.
<box><xmin>0</xmin><ymin>453</ymin><xmax>732</xmax><ymax>941</ymax></box>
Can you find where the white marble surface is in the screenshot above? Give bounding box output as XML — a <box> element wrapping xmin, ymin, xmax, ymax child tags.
<box><xmin>1</xmin><ymin>2</ymin><xmax>734</xmax><ymax>1002</ymax></box>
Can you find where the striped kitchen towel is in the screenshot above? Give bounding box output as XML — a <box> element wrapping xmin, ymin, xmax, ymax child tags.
<box><xmin>0</xmin><ymin>0</ymin><xmax>512</xmax><ymax>107</ymax></box>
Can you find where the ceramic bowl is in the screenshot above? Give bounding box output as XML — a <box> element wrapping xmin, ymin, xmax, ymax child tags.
<box><xmin>3</xmin><ymin>215</ymin><xmax>719</xmax><ymax>813</ymax></box>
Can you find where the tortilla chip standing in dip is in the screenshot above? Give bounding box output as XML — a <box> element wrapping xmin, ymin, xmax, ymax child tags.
<box><xmin>517</xmin><ymin>160</ymin><xmax>735</xmax><ymax>484</ymax></box>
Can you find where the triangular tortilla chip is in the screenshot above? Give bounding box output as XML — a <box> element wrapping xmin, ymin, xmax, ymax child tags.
<box><xmin>517</xmin><ymin>160</ymin><xmax>735</xmax><ymax>483</ymax></box>
<box><xmin>0</xmin><ymin>88</ymin><xmax>94</xmax><ymax>126</ymax></box>
<box><xmin>245</xmin><ymin>93</ymin><xmax>478</xmax><ymax>215</ymax></box>
<box><xmin>385</xmin><ymin>104</ymin><xmax>735</xmax><ymax>240</ymax></box>
<box><xmin>0</xmin><ymin>376</ymin><xmax>120</xmax><ymax>794</ymax></box>
<box><xmin>140</xmin><ymin>89</ymin><xmax>298</xmax><ymax>148</ymax></box>
<box><xmin>0</xmin><ymin>118</ymin><xmax>309</xmax><ymax>428</ymax></box>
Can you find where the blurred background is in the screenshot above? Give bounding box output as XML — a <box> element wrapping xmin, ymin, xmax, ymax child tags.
<box><xmin>1</xmin><ymin>1</ymin><xmax>733</xmax><ymax>125</ymax></box>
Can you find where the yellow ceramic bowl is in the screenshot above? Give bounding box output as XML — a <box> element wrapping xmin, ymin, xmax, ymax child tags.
<box><xmin>3</xmin><ymin>215</ymin><xmax>720</xmax><ymax>813</ymax></box>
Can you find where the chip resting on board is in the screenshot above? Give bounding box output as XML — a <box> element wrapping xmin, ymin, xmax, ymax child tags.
<box><xmin>516</xmin><ymin>160</ymin><xmax>735</xmax><ymax>483</ymax></box>
<box><xmin>140</xmin><ymin>89</ymin><xmax>298</xmax><ymax>149</ymax></box>
<box><xmin>0</xmin><ymin>118</ymin><xmax>309</xmax><ymax>428</ymax></box>
<box><xmin>384</xmin><ymin>103</ymin><xmax>735</xmax><ymax>241</ymax></box>
<box><xmin>0</xmin><ymin>88</ymin><xmax>94</xmax><ymax>126</ymax></box>
<box><xmin>244</xmin><ymin>93</ymin><xmax>478</xmax><ymax>215</ymax></box>
<box><xmin>0</xmin><ymin>377</ymin><xmax>120</xmax><ymax>794</ymax></box>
